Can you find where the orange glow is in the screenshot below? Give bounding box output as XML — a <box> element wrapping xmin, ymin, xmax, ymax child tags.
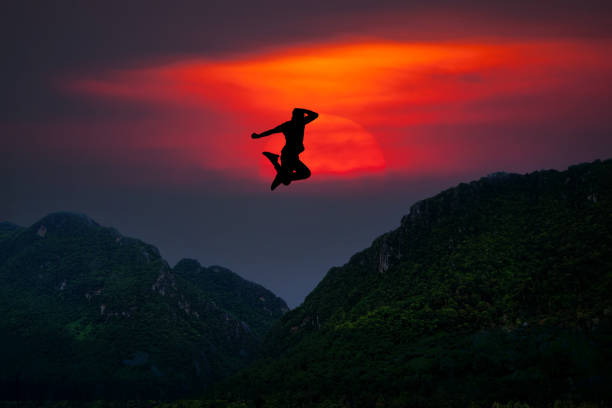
<box><xmin>261</xmin><ymin>114</ymin><xmax>385</xmax><ymax>177</ymax></box>
<box><xmin>66</xmin><ymin>39</ymin><xmax>612</xmax><ymax>182</ymax></box>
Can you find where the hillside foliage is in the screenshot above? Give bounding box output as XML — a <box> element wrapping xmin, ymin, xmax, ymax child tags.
<box><xmin>0</xmin><ymin>213</ymin><xmax>288</xmax><ymax>400</ymax></box>
<box><xmin>215</xmin><ymin>160</ymin><xmax>612</xmax><ymax>407</ymax></box>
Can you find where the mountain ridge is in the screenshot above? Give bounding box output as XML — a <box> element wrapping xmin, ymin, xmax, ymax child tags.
<box><xmin>0</xmin><ymin>212</ymin><xmax>288</xmax><ymax>399</ymax></box>
<box><xmin>216</xmin><ymin>158</ymin><xmax>612</xmax><ymax>407</ymax></box>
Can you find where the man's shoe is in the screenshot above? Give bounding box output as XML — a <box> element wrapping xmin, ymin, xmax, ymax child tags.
<box><xmin>262</xmin><ymin>151</ymin><xmax>280</xmax><ymax>166</ymax></box>
<box><xmin>271</xmin><ymin>173</ymin><xmax>283</xmax><ymax>191</ymax></box>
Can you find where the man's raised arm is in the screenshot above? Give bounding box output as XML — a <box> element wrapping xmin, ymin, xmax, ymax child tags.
<box><xmin>294</xmin><ymin>108</ymin><xmax>319</xmax><ymax>124</ymax></box>
<box><xmin>251</xmin><ymin>123</ymin><xmax>287</xmax><ymax>139</ymax></box>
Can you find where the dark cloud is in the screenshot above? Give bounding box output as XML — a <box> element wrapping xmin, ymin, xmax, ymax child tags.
<box><xmin>3</xmin><ymin>1</ymin><xmax>612</xmax><ymax>121</ymax></box>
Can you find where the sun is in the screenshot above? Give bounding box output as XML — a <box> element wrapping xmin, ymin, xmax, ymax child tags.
<box><xmin>260</xmin><ymin>114</ymin><xmax>385</xmax><ymax>178</ymax></box>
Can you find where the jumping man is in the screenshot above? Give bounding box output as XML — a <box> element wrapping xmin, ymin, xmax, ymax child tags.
<box><xmin>251</xmin><ymin>108</ymin><xmax>318</xmax><ymax>190</ymax></box>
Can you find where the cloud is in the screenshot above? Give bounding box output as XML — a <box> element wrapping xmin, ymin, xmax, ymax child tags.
<box><xmin>58</xmin><ymin>39</ymin><xmax>612</xmax><ymax>188</ymax></box>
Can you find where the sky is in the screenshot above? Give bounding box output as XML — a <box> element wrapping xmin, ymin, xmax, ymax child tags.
<box><xmin>2</xmin><ymin>1</ymin><xmax>612</xmax><ymax>307</ymax></box>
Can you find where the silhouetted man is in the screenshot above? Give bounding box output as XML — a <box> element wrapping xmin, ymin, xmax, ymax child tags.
<box><xmin>251</xmin><ymin>108</ymin><xmax>318</xmax><ymax>190</ymax></box>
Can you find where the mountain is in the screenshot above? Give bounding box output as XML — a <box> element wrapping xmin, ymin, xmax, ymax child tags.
<box><xmin>0</xmin><ymin>212</ymin><xmax>287</xmax><ymax>400</ymax></box>
<box><xmin>173</xmin><ymin>259</ymin><xmax>289</xmax><ymax>339</ymax></box>
<box><xmin>216</xmin><ymin>159</ymin><xmax>612</xmax><ymax>407</ymax></box>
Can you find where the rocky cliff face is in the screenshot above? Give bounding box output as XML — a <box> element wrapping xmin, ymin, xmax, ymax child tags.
<box><xmin>218</xmin><ymin>159</ymin><xmax>612</xmax><ymax>406</ymax></box>
<box><xmin>0</xmin><ymin>212</ymin><xmax>288</xmax><ymax>399</ymax></box>
<box><xmin>174</xmin><ymin>258</ymin><xmax>288</xmax><ymax>338</ymax></box>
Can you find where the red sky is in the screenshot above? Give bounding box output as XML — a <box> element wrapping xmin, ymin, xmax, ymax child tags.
<box><xmin>3</xmin><ymin>1</ymin><xmax>612</xmax><ymax>306</ymax></box>
<box><xmin>62</xmin><ymin>39</ymin><xmax>612</xmax><ymax>188</ymax></box>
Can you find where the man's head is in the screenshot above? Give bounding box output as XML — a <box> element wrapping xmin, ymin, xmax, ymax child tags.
<box><xmin>291</xmin><ymin>108</ymin><xmax>303</xmax><ymax>122</ymax></box>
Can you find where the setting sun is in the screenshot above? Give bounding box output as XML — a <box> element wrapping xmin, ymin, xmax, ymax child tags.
<box><xmin>66</xmin><ymin>39</ymin><xmax>612</xmax><ymax>181</ymax></box>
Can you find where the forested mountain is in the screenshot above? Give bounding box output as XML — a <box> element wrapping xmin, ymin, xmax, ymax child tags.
<box><xmin>217</xmin><ymin>159</ymin><xmax>612</xmax><ymax>407</ymax></box>
<box><xmin>174</xmin><ymin>259</ymin><xmax>289</xmax><ymax>339</ymax></box>
<box><xmin>0</xmin><ymin>213</ymin><xmax>288</xmax><ymax>400</ymax></box>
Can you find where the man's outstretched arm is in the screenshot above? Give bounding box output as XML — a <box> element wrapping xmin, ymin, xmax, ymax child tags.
<box><xmin>294</xmin><ymin>108</ymin><xmax>319</xmax><ymax>124</ymax></box>
<box><xmin>251</xmin><ymin>123</ymin><xmax>287</xmax><ymax>139</ymax></box>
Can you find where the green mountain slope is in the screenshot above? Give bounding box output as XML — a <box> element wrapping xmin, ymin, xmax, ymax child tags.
<box><xmin>0</xmin><ymin>213</ymin><xmax>287</xmax><ymax>400</ymax></box>
<box><xmin>218</xmin><ymin>159</ymin><xmax>612</xmax><ymax>407</ymax></box>
<box><xmin>174</xmin><ymin>259</ymin><xmax>289</xmax><ymax>339</ymax></box>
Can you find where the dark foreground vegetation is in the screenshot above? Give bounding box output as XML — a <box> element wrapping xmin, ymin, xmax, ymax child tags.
<box><xmin>0</xmin><ymin>399</ymin><xmax>610</xmax><ymax>408</ymax></box>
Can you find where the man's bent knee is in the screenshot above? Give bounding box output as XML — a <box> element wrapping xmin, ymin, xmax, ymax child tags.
<box><xmin>293</xmin><ymin>168</ymin><xmax>310</xmax><ymax>180</ymax></box>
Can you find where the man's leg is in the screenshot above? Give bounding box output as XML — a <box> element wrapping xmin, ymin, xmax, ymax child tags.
<box><xmin>280</xmin><ymin>153</ymin><xmax>298</xmax><ymax>185</ymax></box>
<box><xmin>270</xmin><ymin>173</ymin><xmax>284</xmax><ymax>191</ymax></box>
<box><xmin>291</xmin><ymin>158</ymin><xmax>311</xmax><ymax>181</ymax></box>
<box><xmin>264</xmin><ymin>151</ymin><xmax>293</xmax><ymax>190</ymax></box>
<box><xmin>262</xmin><ymin>152</ymin><xmax>281</xmax><ymax>171</ymax></box>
